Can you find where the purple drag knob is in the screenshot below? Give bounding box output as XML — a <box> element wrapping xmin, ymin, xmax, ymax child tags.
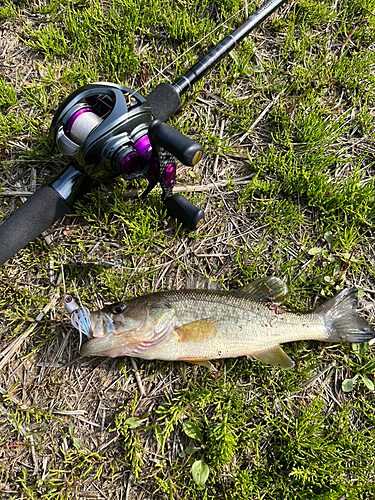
<box><xmin>162</xmin><ymin>163</ymin><xmax>176</xmax><ymax>188</ymax></box>
<box><xmin>120</xmin><ymin>149</ymin><xmax>140</xmax><ymax>176</ymax></box>
<box><xmin>134</xmin><ymin>135</ymin><xmax>152</xmax><ymax>162</ymax></box>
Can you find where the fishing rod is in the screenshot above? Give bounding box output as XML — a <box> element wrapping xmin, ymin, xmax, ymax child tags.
<box><xmin>0</xmin><ymin>0</ymin><xmax>287</xmax><ymax>266</ymax></box>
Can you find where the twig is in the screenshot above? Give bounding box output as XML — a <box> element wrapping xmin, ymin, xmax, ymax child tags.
<box><xmin>1</xmin><ymin>175</ymin><xmax>254</xmax><ymax>202</ymax></box>
<box><xmin>195</xmin><ymin>253</ymin><xmax>230</xmax><ymax>257</ymax></box>
<box><xmin>130</xmin><ymin>357</ymin><xmax>146</xmax><ymax>396</ymax></box>
<box><xmin>0</xmin><ymin>325</ymin><xmax>39</xmax><ymax>372</ymax></box>
<box><xmin>28</xmin><ymin>433</ymin><xmax>38</xmax><ymax>476</ymax></box>
<box><xmin>101</xmin><ymin>408</ymin><xmax>106</xmax><ymax>432</ymax></box>
<box><xmin>239</xmin><ymin>93</ymin><xmax>282</xmax><ymax>142</ymax></box>
<box><xmin>53</xmin><ymin>409</ymin><xmax>86</xmax><ymax>416</ymax></box>
<box><xmin>301</xmin><ymin>361</ymin><xmax>336</xmax><ymax>389</ymax></box>
<box><xmin>286</xmin><ymin>84</ymin><xmax>316</xmax><ymax>114</ymax></box>
<box><xmin>125</xmin><ymin>471</ymin><xmax>133</xmax><ymax>500</ymax></box>
<box><xmin>73</xmin><ymin>416</ymin><xmax>101</xmax><ymax>428</ymax></box>
<box><xmin>123</xmin><ymin>175</ymin><xmax>253</xmax><ymax>197</ymax></box>
<box><xmin>339</xmin><ymin>19</ymin><xmax>367</xmax><ymax>58</ymax></box>
<box><xmin>0</xmin><ymin>190</ymin><xmax>33</xmax><ymax>196</ymax></box>
<box><xmin>213</xmin><ymin>120</ymin><xmax>226</xmax><ymax>177</ymax></box>
<box><xmin>97</xmin><ymin>433</ymin><xmax>119</xmax><ymax>453</ymax></box>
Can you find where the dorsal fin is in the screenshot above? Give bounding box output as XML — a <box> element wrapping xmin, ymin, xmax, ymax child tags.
<box><xmin>236</xmin><ymin>277</ymin><xmax>290</xmax><ymax>304</ymax></box>
<box><xmin>186</xmin><ymin>275</ymin><xmax>224</xmax><ymax>291</ymax></box>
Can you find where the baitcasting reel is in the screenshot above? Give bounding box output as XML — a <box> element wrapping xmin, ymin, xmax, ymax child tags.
<box><xmin>0</xmin><ymin>0</ymin><xmax>287</xmax><ymax>266</ymax></box>
<box><xmin>49</xmin><ymin>82</ymin><xmax>205</xmax><ymax>228</ymax></box>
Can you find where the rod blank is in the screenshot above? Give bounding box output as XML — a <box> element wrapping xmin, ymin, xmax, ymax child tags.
<box><xmin>172</xmin><ymin>0</ymin><xmax>287</xmax><ymax>96</ymax></box>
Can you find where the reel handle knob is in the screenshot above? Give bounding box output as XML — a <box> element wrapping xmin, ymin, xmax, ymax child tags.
<box><xmin>149</xmin><ymin>120</ymin><xmax>203</xmax><ymax>167</ymax></box>
<box><xmin>164</xmin><ymin>194</ymin><xmax>205</xmax><ymax>230</ymax></box>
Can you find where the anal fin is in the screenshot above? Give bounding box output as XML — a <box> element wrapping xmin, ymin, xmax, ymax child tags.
<box><xmin>249</xmin><ymin>345</ymin><xmax>294</xmax><ymax>369</ymax></box>
<box><xmin>178</xmin><ymin>358</ymin><xmax>217</xmax><ymax>371</ymax></box>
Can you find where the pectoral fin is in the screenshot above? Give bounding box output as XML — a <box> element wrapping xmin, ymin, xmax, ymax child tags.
<box><xmin>176</xmin><ymin>318</ymin><xmax>218</xmax><ymax>343</ymax></box>
<box><xmin>250</xmin><ymin>346</ymin><xmax>294</xmax><ymax>369</ymax></box>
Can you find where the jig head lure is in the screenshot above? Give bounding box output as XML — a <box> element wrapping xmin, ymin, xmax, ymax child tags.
<box><xmin>0</xmin><ymin>0</ymin><xmax>287</xmax><ymax>266</ymax></box>
<box><xmin>61</xmin><ymin>262</ymin><xmax>92</xmax><ymax>349</ymax></box>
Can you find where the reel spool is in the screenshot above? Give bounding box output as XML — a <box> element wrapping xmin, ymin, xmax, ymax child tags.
<box><xmin>66</xmin><ymin>108</ymin><xmax>102</xmax><ymax>144</ymax></box>
<box><xmin>49</xmin><ymin>82</ymin><xmax>154</xmax><ymax>183</ymax></box>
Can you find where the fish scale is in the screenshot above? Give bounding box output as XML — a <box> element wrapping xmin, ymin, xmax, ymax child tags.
<box><xmin>149</xmin><ymin>290</ymin><xmax>327</xmax><ymax>361</ymax></box>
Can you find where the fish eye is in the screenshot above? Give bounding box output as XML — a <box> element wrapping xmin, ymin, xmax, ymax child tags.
<box><xmin>112</xmin><ymin>303</ymin><xmax>125</xmax><ymax>314</ymax></box>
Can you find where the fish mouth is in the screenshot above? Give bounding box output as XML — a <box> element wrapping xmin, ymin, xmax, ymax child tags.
<box><xmin>80</xmin><ymin>319</ymin><xmax>173</xmax><ymax>358</ymax></box>
<box><xmin>80</xmin><ymin>333</ymin><xmax>121</xmax><ymax>357</ymax></box>
<box><xmin>80</xmin><ymin>330</ymin><xmax>147</xmax><ymax>357</ymax></box>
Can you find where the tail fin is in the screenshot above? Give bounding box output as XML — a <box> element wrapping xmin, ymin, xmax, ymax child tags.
<box><xmin>317</xmin><ymin>287</ymin><xmax>375</xmax><ymax>343</ymax></box>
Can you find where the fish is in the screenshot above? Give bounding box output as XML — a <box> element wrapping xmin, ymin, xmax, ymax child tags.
<box><xmin>69</xmin><ymin>277</ymin><xmax>375</xmax><ymax>370</ymax></box>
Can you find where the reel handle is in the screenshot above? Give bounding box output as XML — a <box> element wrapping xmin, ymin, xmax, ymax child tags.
<box><xmin>152</xmin><ymin>143</ymin><xmax>205</xmax><ymax>231</ymax></box>
<box><xmin>149</xmin><ymin>120</ymin><xmax>203</xmax><ymax>167</ymax></box>
<box><xmin>164</xmin><ymin>194</ymin><xmax>205</xmax><ymax>230</ymax></box>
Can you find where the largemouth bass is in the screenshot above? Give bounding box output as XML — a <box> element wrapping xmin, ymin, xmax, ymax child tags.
<box><xmin>66</xmin><ymin>277</ymin><xmax>375</xmax><ymax>369</ymax></box>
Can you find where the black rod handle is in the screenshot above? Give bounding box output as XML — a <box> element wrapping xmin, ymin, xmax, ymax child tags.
<box><xmin>0</xmin><ymin>163</ymin><xmax>89</xmax><ymax>266</ymax></box>
<box><xmin>149</xmin><ymin>121</ymin><xmax>203</xmax><ymax>166</ymax></box>
<box><xmin>0</xmin><ymin>185</ymin><xmax>70</xmax><ymax>266</ymax></box>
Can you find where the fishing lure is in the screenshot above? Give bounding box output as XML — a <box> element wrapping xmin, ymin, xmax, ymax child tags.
<box><xmin>61</xmin><ymin>263</ymin><xmax>92</xmax><ymax>349</ymax></box>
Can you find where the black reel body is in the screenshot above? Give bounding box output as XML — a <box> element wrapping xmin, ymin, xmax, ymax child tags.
<box><xmin>0</xmin><ymin>84</ymin><xmax>204</xmax><ymax>268</ymax></box>
<box><xmin>49</xmin><ymin>81</ymin><xmax>205</xmax><ymax>230</ymax></box>
<box><xmin>49</xmin><ymin>83</ymin><xmax>153</xmax><ymax>183</ymax></box>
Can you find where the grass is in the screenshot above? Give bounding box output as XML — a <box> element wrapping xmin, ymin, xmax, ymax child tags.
<box><xmin>0</xmin><ymin>0</ymin><xmax>375</xmax><ymax>498</ymax></box>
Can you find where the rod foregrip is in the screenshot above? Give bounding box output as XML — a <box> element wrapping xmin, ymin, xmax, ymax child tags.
<box><xmin>147</xmin><ymin>83</ymin><xmax>181</xmax><ymax>122</ymax></box>
<box><xmin>0</xmin><ymin>185</ymin><xmax>70</xmax><ymax>266</ymax></box>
